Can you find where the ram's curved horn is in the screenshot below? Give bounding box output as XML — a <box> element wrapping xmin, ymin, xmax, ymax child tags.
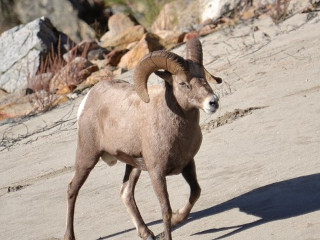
<box><xmin>134</xmin><ymin>50</ymin><xmax>186</xmax><ymax>103</ymax></box>
<box><xmin>186</xmin><ymin>38</ymin><xmax>203</xmax><ymax>64</ymax></box>
<box><xmin>186</xmin><ymin>38</ymin><xmax>222</xmax><ymax>84</ymax></box>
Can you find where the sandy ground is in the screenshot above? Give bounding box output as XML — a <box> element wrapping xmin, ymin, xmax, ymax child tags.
<box><xmin>1</xmin><ymin>11</ymin><xmax>320</xmax><ymax>240</ymax></box>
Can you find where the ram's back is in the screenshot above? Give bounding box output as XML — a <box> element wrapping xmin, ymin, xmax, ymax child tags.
<box><xmin>77</xmin><ymin>79</ymin><xmax>164</xmax><ymax>158</ymax></box>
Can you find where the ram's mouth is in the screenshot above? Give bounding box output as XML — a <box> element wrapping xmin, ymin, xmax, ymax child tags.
<box><xmin>204</xmin><ymin>106</ymin><xmax>218</xmax><ymax>114</ymax></box>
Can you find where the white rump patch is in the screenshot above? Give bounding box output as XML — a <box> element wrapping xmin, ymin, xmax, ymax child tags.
<box><xmin>101</xmin><ymin>152</ymin><xmax>118</xmax><ymax>166</ymax></box>
<box><xmin>77</xmin><ymin>90</ymin><xmax>91</xmax><ymax>120</ymax></box>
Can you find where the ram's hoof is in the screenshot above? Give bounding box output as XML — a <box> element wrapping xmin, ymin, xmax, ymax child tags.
<box><xmin>155</xmin><ymin>232</ymin><xmax>165</xmax><ymax>240</ymax></box>
<box><xmin>146</xmin><ymin>236</ymin><xmax>155</xmax><ymax>240</ymax></box>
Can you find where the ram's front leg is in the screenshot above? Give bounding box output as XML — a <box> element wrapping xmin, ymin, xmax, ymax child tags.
<box><xmin>171</xmin><ymin>159</ymin><xmax>201</xmax><ymax>226</ymax></box>
<box><xmin>121</xmin><ymin>164</ymin><xmax>155</xmax><ymax>240</ymax></box>
<box><xmin>148</xmin><ymin>170</ymin><xmax>172</xmax><ymax>240</ymax></box>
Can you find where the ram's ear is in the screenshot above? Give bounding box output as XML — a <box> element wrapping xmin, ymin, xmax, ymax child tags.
<box><xmin>204</xmin><ymin>68</ymin><xmax>222</xmax><ymax>84</ymax></box>
<box><xmin>154</xmin><ymin>70</ymin><xmax>173</xmax><ymax>85</ymax></box>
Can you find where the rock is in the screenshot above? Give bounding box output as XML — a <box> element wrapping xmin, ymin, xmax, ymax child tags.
<box><xmin>153</xmin><ymin>30</ymin><xmax>176</xmax><ymax>41</ymax></box>
<box><xmin>155</xmin><ymin>30</ymin><xmax>186</xmax><ymax>49</ymax></box>
<box><xmin>113</xmin><ymin>67</ymin><xmax>127</xmax><ymax>76</ymax></box>
<box><xmin>105</xmin><ymin>49</ymin><xmax>129</xmax><ymax>66</ymax></box>
<box><xmin>0</xmin><ymin>17</ymin><xmax>73</xmax><ymax>93</ymax></box>
<box><xmin>73</xmin><ymin>68</ymin><xmax>112</xmax><ymax>93</ymax></box>
<box><xmin>90</xmin><ymin>59</ymin><xmax>107</xmax><ymax>70</ymax></box>
<box><xmin>67</xmin><ymin>92</ymin><xmax>79</xmax><ymax>100</ymax></box>
<box><xmin>0</xmin><ymin>89</ymin><xmax>29</xmax><ymax>107</ymax></box>
<box><xmin>100</xmin><ymin>13</ymin><xmax>138</xmax><ymax>42</ymax></box>
<box><xmin>78</xmin><ymin>64</ymin><xmax>99</xmax><ymax>80</ymax></box>
<box><xmin>288</xmin><ymin>0</ymin><xmax>312</xmax><ymax>13</ymax></box>
<box><xmin>199</xmin><ymin>24</ymin><xmax>218</xmax><ymax>36</ymax></box>
<box><xmin>87</xmin><ymin>48</ymin><xmax>109</xmax><ymax>61</ymax></box>
<box><xmin>14</xmin><ymin>0</ymin><xmax>96</xmax><ymax>42</ymax></box>
<box><xmin>0</xmin><ymin>88</ymin><xmax>9</xmax><ymax>101</ymax></box>
<box><xmin>51</xmin><ymin>94</ymin><xmax>69</xmax><ymax>107</ymax></box>
<box><xmin>0</xmin><ymin>96</ymin><xmax>34</xmax><ymax>120</ymax></box>
<box><xmin>0</xmin><ymin>112</ymin><xmax>11</xmax><ymax>122</ymax></box>
<box><xmin>63</xmin><ymin>40</ymin><xmax>107</xmax><ymax>62</ymax></box>
<box><xmin>200</xmin><ymin>0</ymin><xmax>241</xmax><ymax>23</ymax></box>
<box><xmin>151</xmin><ymin>0</ymin><xmax>199</xmax><ymax>34</ymax></box>
<box><xmin>151</xmin><ymin>2</ymin><xmax>180</xmax><ymax>33</ymax></box>
<box><xmin>126</xmin><ymin>41</ymin><xmax>139</xmax><ymax>50</ymax></box>
<box><xmin>100</xmin><ymin>25</ymin><xmax>146</xmax><ymax>49</ymax></box>
<box><xmin>0</xmin><ymin>0</ymin><xmax>20</xmax><ymax>34</ymax></box>
<box><xmin>118</xmin><ymin>33</ymin><xmax>163</xmax><ymax>70</ymax></box>
<box><xmin>85</xmin><ymin>68</ymin><xmax>112</xmax><ymax>85</ymax></box>
<box><xmin>73</xmin><ymin>83</ymin><xmax>90</xmax><ymax>94</ymax></box>
<box><xmin>56</xmin><ymin>85</ymin><xmax>75</xmax><ymax>95</ymax></box>
<box><xmin>49</xmin><ymin>57</ymin><xmax>98</xmax><ymax>93</ymax></box>
<box><xmin>183</xmin><ymin>31</ymin><xmax>200</xmax><ymax>42</ymax></box>
<box><xmin>0</xmin><ymin>89</ymin><xmax>35</xmax><ymax>120</ymax></box>
<box><xmin>198</xmin><ymin>17</ymin><xmax>235</xmax><ymax>36</ymax></box>
<box><xmin>0</xmin><ymin>86</ymin><xmax>69</xmax><ymax>120</ymax></box>
<box><xmin>241</xmin><ymin>7</ymin><xmax>256</xmax><ymax>20</ymax></box>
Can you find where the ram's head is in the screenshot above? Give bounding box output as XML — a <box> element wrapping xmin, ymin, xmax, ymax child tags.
<box><xmin>134</xmin><ymin>38</ymin><xmax>222</xmax><ymax>114</ymax></box>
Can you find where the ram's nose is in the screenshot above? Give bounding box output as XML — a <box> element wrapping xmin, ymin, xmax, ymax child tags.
<box><xmin>209</xmin><ymin>99</ymin><xmax>219</xmax><ymax>109</ymax></box>
<box><xmin>203</xmin><ymin>94</ymin><xmax>219</xmax><ymax>114</ymax></box>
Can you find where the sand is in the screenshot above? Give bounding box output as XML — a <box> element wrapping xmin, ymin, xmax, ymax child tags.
<box><xmin>1</xmin><ymin>11</ymin><xmax>320</xmax><ymax>240</ymax></box>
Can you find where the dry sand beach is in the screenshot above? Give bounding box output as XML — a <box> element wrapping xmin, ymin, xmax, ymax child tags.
<box><xmin>1</xmin><ymin>11</ymin><xmax>320</xmax><ymax>240</ymax></box>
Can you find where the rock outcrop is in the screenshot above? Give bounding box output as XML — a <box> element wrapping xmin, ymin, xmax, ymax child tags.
<box><xmin>100</xmin><ymin>13</ymin><xmax>145</xmax><ymax>50</ymax></box>
<box><xmin>118</xmin><ymin>33</ymin><xmax>163</xmax><ymax>70</ymax></box>
<box><xmin>100</xmin><ymin>13</ymin><xmax>139</xmax><ymax>43</ymax></box>
<box><xmin>49</xmin><ymin>57</ymin><xmax>98</xmax><ymax>94</ymax></box>
<box><xmin>0</xmin><ymin>17</ymin><xmax>73</xmax><ymax>93</ymax></box>
<box><xmin>13</xmin><ymin>0</ymin><xmax>96</xmax><ymax>42</ymax></box>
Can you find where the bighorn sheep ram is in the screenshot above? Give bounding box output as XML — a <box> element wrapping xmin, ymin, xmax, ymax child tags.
<box><xmin>64</xmin><ymin>38</ymin><xmax>222</xmax><ymax>240</ymax></box>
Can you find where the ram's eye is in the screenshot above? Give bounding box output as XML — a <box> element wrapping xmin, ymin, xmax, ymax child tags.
<box><xmin>179</xmin><ymin>82</ymin><xmax>190</xmax><ymax>89</ymax></box>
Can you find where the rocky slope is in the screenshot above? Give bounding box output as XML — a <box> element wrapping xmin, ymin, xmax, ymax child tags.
<box><xmin>1</xmin><ymin>0</ymin><xmax>318</xmax><ymax>122</ymax></box>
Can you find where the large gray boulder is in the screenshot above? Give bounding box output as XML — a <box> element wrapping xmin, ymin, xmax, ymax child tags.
<box><xmin>0</xmin><ymin>17</ymin><xmax>73</xmax><ymax>93</ymax></box>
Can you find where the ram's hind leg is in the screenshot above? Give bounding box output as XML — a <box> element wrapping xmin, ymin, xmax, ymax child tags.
<box><xmin>64</xmin><ymin>146</ymin><xmax>100</xmax><ymax>240</ymax></box>
<box><xmin>121</xmin><ymin>164</ymin><xmax>155</xmax><ymax>240</ymax></box>
<box><xmin>171</xmin><ymin>159</ymin><xmax>201</xmax><ymax>226</ymax></box>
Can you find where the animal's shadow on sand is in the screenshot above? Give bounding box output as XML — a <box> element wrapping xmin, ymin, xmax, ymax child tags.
<box><xmin>98</xmin><ymin>173</ymin><xmax>320</xmax><ymax>239</ymax></box>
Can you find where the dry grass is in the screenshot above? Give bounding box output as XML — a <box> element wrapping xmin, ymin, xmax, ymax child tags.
<box><xmin>27</xmin><ymin>37</ymin><xmax>90</xmax><ymax>113</ymax></box>
<box><xmin>270</xmin><ymin>0</ymin><xmax>291</xmax><ymax>23</ymax></box>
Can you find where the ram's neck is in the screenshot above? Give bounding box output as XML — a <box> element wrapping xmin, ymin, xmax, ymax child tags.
<box><xmin>162</xmin><ymin>83</ymin><xmax>200</xmax><ymax>124</ymax></box>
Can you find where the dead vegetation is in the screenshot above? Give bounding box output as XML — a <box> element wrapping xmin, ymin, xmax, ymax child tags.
<box><xmin>0</xmin><ymin>104</ymin><xmax>77</xmax><ymax>152</ymax></box>
<box><xmin>7</xmin><ymin>184</ymin><xmax>30</xmax><ymax>193</ymax></box>
<box><xmin>270</xmin><ymin>0</ymin><xmax>291</xmax><ymax>23</ymax></box>
<box><xmin>27</xmin><ymin>38</ymin><xmax>91</xmax><ymax>113</ymax></box>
